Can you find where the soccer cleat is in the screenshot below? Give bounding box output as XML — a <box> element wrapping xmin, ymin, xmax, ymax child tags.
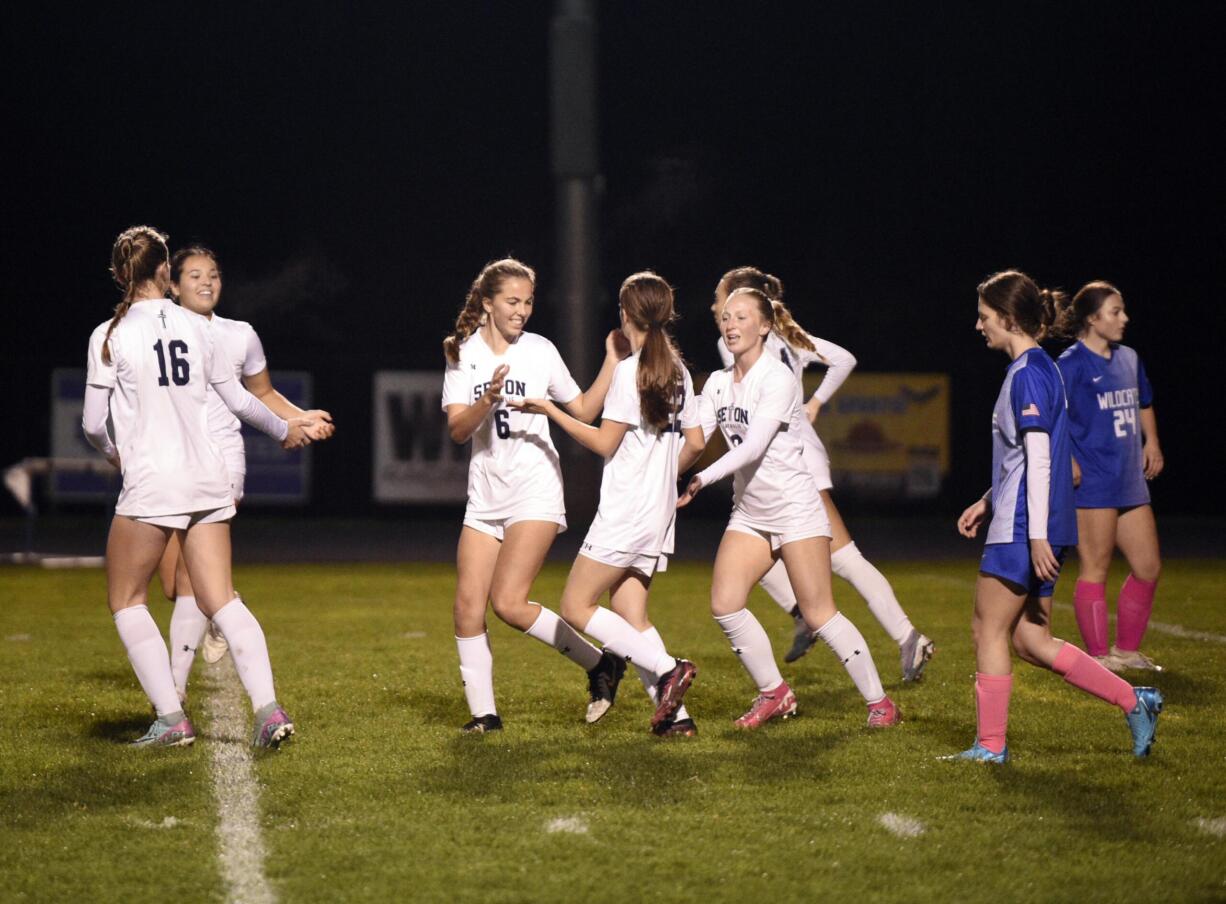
<box><xmin>783</xmin><ymin>618</ymin><xmax>818</xmax><ymax>663</ymax></box>
<box><xmin>252</xmin><ymin>703</ymin><xmax>294</xmax><ymax>749</ymax></box>
<box><xmin>866</xmin><ymin>696</ymin><xmax>901</xmax><ymax>728</ymax></box>
<box><xmin>940</xmin><ymin>742</ymin><xmax>1008</xmax><ymax>764</ymax></box>
<box><xmin>652</xmin><ymin>659</ymin><xmax>697</xmax><ymax>729</ymax></box>
<box><xmin>1125</xmin><ymin>686</ymin><xmax>1163</xmax><ymax>757</ymax></box>
<box><xmin>1094</xmin><ymin>652</ymin><xmax>1125</xmax><ymax>673</ymax></box>
<box><xmin>734</xmin><ymin>681</ymin><xmax>798</xmax><ymax>729</ymax></box>
<box><xmin>132</xmin><ymin>712</ymin><xmax>196</xmax><ymax>748</ymax></box>
<box><xmin>461</xmin><ymin>714</ymin><xmax>503</xmax><ymax>734</ymax></box>
<box><xmin>201</xmin><ymin>620</ymin><xmax>229</xmax><ymax>664</ymax></box>
<box><xmin>1111</xmin><ymin>646</ymin><xmax>1164</xmax><ymax>672</ymax></box>
<box><xmin>652</xmin><ymin>716</ymin><xmax>698</xmax><ymax>739</ymax></box>
<box><xmin>585</xmin><ymin>650</ymin><xmax>627</xmax><ymax>724</ymax></box>
<box><xmin>899</xmin><ymin>629</ymin><xmax>935</xmax><ymax>682</ymax></box>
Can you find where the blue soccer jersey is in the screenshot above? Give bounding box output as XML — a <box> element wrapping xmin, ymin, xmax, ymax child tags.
<box><xmin>1056</xmin><ymin>341</ymin><xmax>1152</xmax><ymax>509</ymax></box>
<box><xmin>985</xmin><ymin>348</ymin><xmax>1077</xmax><ymax>546</ymax></box>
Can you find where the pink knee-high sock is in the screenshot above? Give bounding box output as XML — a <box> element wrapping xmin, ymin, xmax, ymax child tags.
<box><xmin>1115</xmin><ymin>575</ymin><xmax>1157</xmax><ymax>653</ymax></box>
<box><xmin>1072</xmin><ymin>580</ymin><xmax>1109</xmax><ymax>657</ymax></box>
<box><xmin>975</xmin><ymin>673</ymin><xmax>1012</xmax><ymax>754</ymax></box>
<box><xmin>1052</xmin><ymin>642</ymin><xmax>1136</xmax><ymax>713</ymax></box>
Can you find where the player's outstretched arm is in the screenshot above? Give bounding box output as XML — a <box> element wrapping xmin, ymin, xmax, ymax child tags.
<box><xmin>243</xmin><ymin>369</ymin><xmax>335</xmax><ymax>440</ymax></box>
<box><xmin>559</xmin><ymin>330</ymin><xmax>632</xmax><ymax>424</ymax></box>
<box><xmin>509</xmin><ymin>398</ymin><xmax>631</xmax><ymax>458</ymax></box>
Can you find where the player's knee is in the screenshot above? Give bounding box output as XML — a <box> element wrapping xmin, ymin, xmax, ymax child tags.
<box><xmin>1132</xmin><ymin>559</ymin><xmax>1161</xmax><ymax>584</ymax></box>
<box><xmin>489</xmin><ymin>591</ymin><xmax>527</xmax><ymax>624</ymax></box>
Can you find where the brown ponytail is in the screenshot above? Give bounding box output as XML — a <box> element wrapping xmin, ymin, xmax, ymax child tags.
<box><xmin>444</xmin><ymin>258</ymin><xmax>535</xmax><ymax>365</ymax></box>
<box><xmin>619</xmin><ymin>271</ymin><xmax>685</xmax><ymax>431</ymax></box>
<box><xmin>102</xmin><ymin>226</ymin><xmax>169</xmax><ymax>364</ymax></box>
<box><xmin>1052</xmin><ymin>280</ymin><xmax>1121</xmax><ymax>340</ymax></box>
<box><xmin>977</xmin><ymin>270</ymin><xmax>1066</xmax><ymax>340</ymax></box>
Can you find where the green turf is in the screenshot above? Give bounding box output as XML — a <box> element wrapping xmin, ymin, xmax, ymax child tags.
<box><xmin>2</xmin><ymin>559</ymin><xmax>1224</xmax><ymax>902</ymax></box>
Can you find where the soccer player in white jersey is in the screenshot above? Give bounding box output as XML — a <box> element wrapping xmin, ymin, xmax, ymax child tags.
<box><xmin>949</xmin><ymin>270</ymin><xmax>1161</xmax><ymax>764</ymax></box>
<box><xmin>1054</xmin><ymin>282</ymin><xmax>1165</xmax><ymax>672</ymax></box>
<box><xmin>155</xmin><ymin>245</ymin><xmax>335</xmax><ymax>698</ymax></box>
<box><xmin>679</xmin><ymin>287</ymin><xmax>899</xmax><ymax>729</ymax></box>
<box><xmin>81</xmin><ymin>226</ymin><xmax>324</xmax><ymax>748</ymax></box>
<box><xmin>513</xmin><ymin>272</ymin><xmax>705</xmax><ymax>736</ymax></box>
<box><xmin>442</xmin><ymin>258</ymin><xmax>629</xmax><ymax>733</ymax></box>
<box><xmin>712</xmin><ymin>267</ymin><xmax>934</xmax><ymax>680</ymax></box>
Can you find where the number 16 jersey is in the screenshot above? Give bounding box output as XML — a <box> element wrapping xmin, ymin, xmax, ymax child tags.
<box><xmin>441</xmin><ymin>330</ymin><xmax>581</xmax><ymax>520</ymax></box>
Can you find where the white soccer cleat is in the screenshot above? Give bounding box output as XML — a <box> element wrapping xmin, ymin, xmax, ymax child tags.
<box><xmin>201</xmin><ymin>620</ymin><xmax>229</xmax><ymax>664</ymax></box>
<box><xmin>1110</xmin><ymin>645</ymin><xmax>1163</xmax><ymax>672</ymax></box>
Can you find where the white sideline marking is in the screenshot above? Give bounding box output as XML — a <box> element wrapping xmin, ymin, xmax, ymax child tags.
<box><xmin>1052</xmin><ymin>603</ymin><xmax>1226</xmax><ymax>645</ymax></box>
<box><xmin>402</xmin><ymin>631</ymin><xmax>427</xmax><ymax>639</ymax></box>
<box><xmin>134</xmin><ymin>816</ymin><xmax>182</xmax><ymax>829</ymax></box>
<box><xmin>6</xmin><ymin>633</ymin><xmax>31</xmax><ymax>642</ymax></box>
<box><xmin>1194</xmin><ymin>818</ymin><xmax>1226</xmax><ymax>838</ymax></box>
<box><xmin>207</xmin><ymin>657</ymin><xmax>276</xmax><ymax>904</ymax></box>
<box><xmin>878</xmin><ymin>812</ymin><xmax>925</xmax><ymax>838</ymax></box>
<box><xmin>545</xmin><ymin>816</ymin><xmax>589</xmax><ymax>835</ymax></box>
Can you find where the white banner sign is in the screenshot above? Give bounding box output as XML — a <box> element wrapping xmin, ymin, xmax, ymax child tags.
<box><xmin>372</xmin><ymin>371</ymin><xmax>468</xmax><ymax>503</ymax></box>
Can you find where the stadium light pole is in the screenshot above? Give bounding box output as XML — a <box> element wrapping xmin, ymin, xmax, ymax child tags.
<box><xmin>551</xmin><ymin>0</ymin><xmax>602</xmax><ymax>521</ymax></box>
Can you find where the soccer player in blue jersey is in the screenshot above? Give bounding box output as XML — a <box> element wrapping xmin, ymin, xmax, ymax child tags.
<box><xmin>948</xmin><ymin>270</ymin><xmax>1162</xmax><ymax>763</ymax></box>
<box><xmin>1055</xmin><ymin>282</ymin><xmax>1165</xmax><ymax>672</ymax></box>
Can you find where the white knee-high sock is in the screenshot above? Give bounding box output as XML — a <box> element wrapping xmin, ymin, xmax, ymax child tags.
<box><xmin>715</xmin><ymin>609</ymin><xmax>783</xmax><ymax>692</ymax></box>
<box><xmin>758</xmin><ymin>558</ymin><xmax>801</xmax><ymax>618</ymax></box>
<box><xmin>831</xmin><ymin>542</ymin><xmax>913</xmax><ymax>645</ymax></box>
<box><xmin>113</xmin><ymin>605</ymin><xmax>181</xmax><ymax>718</ymax></box>
<box><xmin>582</xmin><ymin>608</ymin><xmax>675</xmax><ymax>680</ymax></box>
<box><xmin>816</xmin><ymin>611</ymin><xmax>885</xmax><ymax>703</ymax></box>
<box><xmin>211</xmin><ymin>597</ymin><xmax>276</xmax><ymax>712</ymax></box>
<box><xmin>169</xmin><ymin>595</ymin><xmax>208</xmax><ymax>694</ymax></box>
<box><xmin>634</xmin><ymin>626</ymin><xmax>690</xmax><ymax>721</ymax></box>
<box><xmin>525</xmin><ymin>604</ymin><xmax>603</xmax><ymax>671</ymax></box>
<box><xmin>456</xmin><ymin>633</ymin><xmax>497</xmax><ymax>717</ymax></box>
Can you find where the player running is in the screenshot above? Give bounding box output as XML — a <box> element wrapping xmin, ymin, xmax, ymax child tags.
<box><xmin>82</xmin><ymin>226</ymin><xmax>324</xmax><ymax>748</ymax></box>
<box><xmin>157</xmin><ymin>245</ymin><xmax>335</xmax><ymax>700</ymax></box>
<box><xmin>512</xmin><ymin>272</ymin><xmax>704</xmax><ymax>737</ymax></box>
<box><xmin>948</xmin><ymin>270</ymin><xmax>1162</xmax><ymax>764</ymax></box>
<box><xmin>679</xmin><ymin>286</ymin><xmax>899</xmax><ymax>730</ymax></box>
<box><xmin>712</xmin><ymin>267</ymin><xmax>934</xmax><ymax>679</ymax></box>
<box><xmin>1055</xmin><ymin>282</ymin><xmax>1165</xmax><ymax>672</ymax></box>
<box><xmin>442</xmin><ymin>258</ymin><xmax>627</xmax><ymax>733</ymax></box>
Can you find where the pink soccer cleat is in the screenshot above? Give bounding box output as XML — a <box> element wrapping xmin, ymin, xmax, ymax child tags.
<box><xmin>734</xmin><ymin>680</ymin><xmax>798</xmax><ymax>729</ymax></box>
<box><xmin>866</xmin><ymin>695</ymin><xmax>901</xmax><ymax>728</ymax></box>
<box><xmin>252</xmin><ymin>703</ymin><xmax>295</xmax><ymax>749</ymax></box>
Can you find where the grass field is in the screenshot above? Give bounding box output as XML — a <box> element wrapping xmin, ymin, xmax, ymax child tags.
<box><xmin>2</xmin><ymin>558</ymin><xmax>1224</xmax><ymax>903</ymax></box>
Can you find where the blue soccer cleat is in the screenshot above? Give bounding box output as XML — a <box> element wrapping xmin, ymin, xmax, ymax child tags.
<box><xmin>939</xmin><ymin>742</ymin><xmax>1008</xmax><ymax>764</ymax></box>
<box><xmin>1125</xmin><ymin>686</ymin><xmax>1163</xmax><ymax>757</ymax></box>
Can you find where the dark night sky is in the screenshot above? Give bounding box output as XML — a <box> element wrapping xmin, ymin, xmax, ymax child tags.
<box><xmin>3</xmin><ymin>3</ymin><xmax>1222</xmax><ymax>514</ymax></box>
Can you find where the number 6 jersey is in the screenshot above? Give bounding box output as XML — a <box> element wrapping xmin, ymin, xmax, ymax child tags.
<box><xmin>86</xmin><ymin>299</ymin><xmax>233</xmax><ymax>516</ymax></box>
<box><xmin>441</xmin><ymin>331</ymin><xmax>581</xmax><ymax>520</ymax></box>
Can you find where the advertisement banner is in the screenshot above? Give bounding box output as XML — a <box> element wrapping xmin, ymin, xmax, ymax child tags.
<box><xmin>372</xmin><ymin>371</ymin><xmax>468</xmax><ymax>503</ymax></box>
<box><xmin>804</xmin><ymin>372</ymin><xmax>950</xmax><ymax>499</ymax></box>
<box><xmin>49</xmin><ymin>367</ymin><xmax>313</xmax><ymax>504</ymax></box>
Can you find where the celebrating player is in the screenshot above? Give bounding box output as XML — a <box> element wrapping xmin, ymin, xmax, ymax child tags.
<box><xmin>442</xmin><ymin>258</ymin><xmax>627</xmax><ymax>733</ymax></box>
<box><xmin>949</xmin><ymin>270</ymin><xmax>1162</xmax><ymax>764</ymax></box>
<box><xmin>157</xmin><ymin>245</ymin><xmax>335</xmax><ymax>699</ymax></box>
<box><xmin>1054</xmin><ymin>282</ymin><xmax>1164</xmax><ymax>672</ymax></box>
<box><xmin>679</xmin><ymin>286</ymin><xmax>899</xmax><ymax>729</ymax></box>
<box><xmin>712</xmin><ymin>267</ymin><xmax>933</xmax><ymax>679</ymax></box>
<box><xmin>82</xmin><ymin>226</ymin><xmax>322</xmax><ymax>747</ymax></box>
<box><xmin>512</xmin><ymin>272</ymin><xmax>704</xmax><ymax>736</ymax></box>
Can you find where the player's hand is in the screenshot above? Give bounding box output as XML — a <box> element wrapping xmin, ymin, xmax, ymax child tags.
<box><xmin>1071</xmin><ymin>456</ymin><xmax>1082</xmax><ymax>488</ymax></box>
<box><xmin>957</xmin><ymin>498</ymin><xmax>989</xmax><ymax>538</ymax></box>
<box><xmin>483</xmin><ymin>364</ymin><xmax>510</xmax><ymax>406</ymax></box>
<box><xmin>283</xmin><ymin>417</ymin><xmax>314</xmax><ymax>449</ymax></box>
<box><xmin>106</xmin><ymin>453</ymin><xmax>121</xmax><ymax>471</ymax></box>
<box><xmin>507</xmin><ymin>397</ymin><xmax>552</xmax><ymax>417</ymax></box>
<box><xmin>301</xmin><ymin>409</ymin><xmax>335</xmax><ymax>440</ymax></box>
<box><xmin>606</xmin><ymin>329</ymin><xmax>632</xmax><ymax>361</ymax></box>
<box><xmin>1029</xmin><ymin>538</ymin><xmax>1060</xmax><ymax>583</ymax></box>
<box><xmin>804</xmin><ymin>396</ymin><xmax>822</xmax><ymax>424</ymax></box>
<box><xmin>1143</xmin><ymin>443</ymin><xmax>1164</xmax><ymax>480</ymax></box>
<box><xmin>677</xmin><ymin>475</ymin><xmax>703</xmax><ymax>509</ymax></box>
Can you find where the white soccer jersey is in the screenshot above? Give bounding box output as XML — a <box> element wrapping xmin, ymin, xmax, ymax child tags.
<box><xmin>584</xmin><ymin>355</ymin><xmax>698</xmax><ymax>556</ymax></box>
<box><xmin>699</xmin><ymin>353</ymin><xmax>823</xmax><ymax>527</ymax></box>
<box><xmin>201</xmin><ymin>314</ymin><xmax>268</xmax><ymax>470</ymax></box>
<box><xmin>86</xmin><ymin>299</ymin><xmax>233</xmax><ymax>516</ymax></box>
<box><xmin>441</xmin><ymin>330</ymin><xmax>581</xmax><ymax>519</ymax></box>
<box><xmin>717</xmin><ymin>330</ymin><xmax>855</xmax><ymax>404</ymax></box>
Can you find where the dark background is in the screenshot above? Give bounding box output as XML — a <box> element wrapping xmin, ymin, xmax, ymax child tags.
<box><xmin>3</xmin><ymin>3</ymin><xmax>1222</xmax><ymax>519</ymax></box>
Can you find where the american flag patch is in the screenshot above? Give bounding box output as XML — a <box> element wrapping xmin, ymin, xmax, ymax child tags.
<box><xmin>1021</xmin><ymin>403</ymin><xmax>1040</xmax><ymax>417</ymax></box>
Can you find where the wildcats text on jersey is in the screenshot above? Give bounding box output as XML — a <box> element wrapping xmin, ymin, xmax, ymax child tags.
<box><xmin>1097</xmin><ymin>388</ymin><xmax>1139</xmax><ymax>410</ymax></box>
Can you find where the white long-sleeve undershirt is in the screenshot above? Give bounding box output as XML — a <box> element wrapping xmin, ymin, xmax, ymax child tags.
<box><xmin>81</xmin><ymin>385</ymin><xmax>117</xmax><ymax>459</ymax></box>
<box><xmin>1023</xmin><ymin>430</ymin><xmax>1051</xmax><ymax>541</ymax></box>
<box><xmin>211</xmin><ymin>378</ymin><xmax>289</xmax><ymax>442</ymax></box>
<box><xmin>696</xmin><ymin>416</ymin><xmax>783</xmax><ymax>488</ymax></box>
